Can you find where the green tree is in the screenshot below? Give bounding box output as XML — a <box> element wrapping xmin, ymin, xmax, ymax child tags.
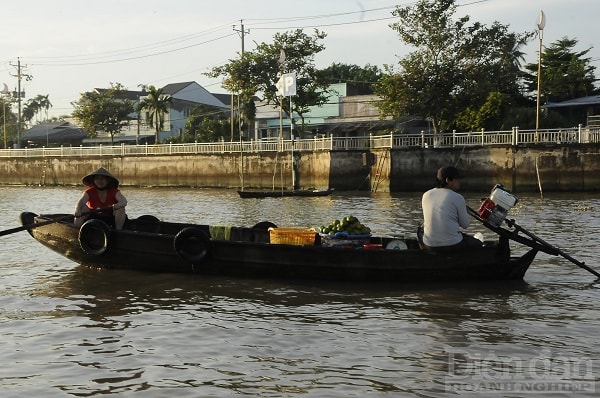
<box><xmin>182</xmin><ymin>104</ymin><xmax>231</xmax><ymax>143</ymax></box>
<box><xmin>208</xmin><ymin>29</ymin><xmax>330</xmax><ymax>136</ymax></box>
<box><xmin>22</xmin><ymin>94</ymin><xmax>52</xmax><ymax>124</ymax></box>
<box><xmin>137</xmin><ymin>85</ymin><xmax>172</xmax><ymax>144</ymax></box>
<box><xmin>72</xmin><ymin>83</ymin><xmax>134</xmax><ymax>145</ymax></box>
<box><xmin>21</xmin><ymin>101</ymin><xmax>35</xmax><ymax>124</ymax></box>
<box><xmin>523</xmin><ymin>37</ymin><xmax>598</xmax><ymax>103</ymax></box>
<box><xmin>375</xmin><ymin>0</ymin><xmax>532</xmax><ymax>134</ymax></box>
<box><xmin>455</xmin><ymin>92</ymin><xmax>512</xmax><ymax>131</ymax></box>
<box><xmin>316</xmin><ymin>63</ymin><xmax>383</xmax><ymax>94</ymax></box>
<box><xmin>0</xmin><ymin>97</ymin><xmax>15</xmax><ymax>148</ymax></box>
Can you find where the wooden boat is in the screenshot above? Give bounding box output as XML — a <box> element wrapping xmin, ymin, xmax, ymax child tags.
<box><xmin>237</xmin><ymin>189</ymin><xmax>334</xmax><ymax>198</ymax></box>
<box><xmin>19</xmin><ymin>212</ymin><xmax>542</xmax><ymax>282</ymax></box>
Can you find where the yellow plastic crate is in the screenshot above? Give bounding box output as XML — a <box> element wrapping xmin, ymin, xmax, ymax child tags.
<box><xmin>269</xmin><ymin>227</ymin><xmax>317</xmax><ymax>245</ymax></box>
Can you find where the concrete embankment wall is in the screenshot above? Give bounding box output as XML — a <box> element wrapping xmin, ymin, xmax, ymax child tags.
<box><xmin>378</xmin><ymin>144</ymin><xmax>600</xmax><ymax>192</ymax></box>
<box><xmin>1</xmin><ymin>144</ymin><xmax>599</xmax><ymax>192</ymax></box>
<box><xmin>0</xmin><ymin>151</ymin><xmax>335</xmax><ymax>190</ymax></box>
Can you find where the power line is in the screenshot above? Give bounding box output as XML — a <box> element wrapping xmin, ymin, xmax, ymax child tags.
<box><xmin>23</xmin><ymin>4</ymin><xmax>401</xmax><ymax>67</ymax></box>
<box><xmin>246</xmin><ymin>5</ymin><xmax>398</xmax><ymax>24</ymax></box>
<box><xmin>25</xmin><ymin>22</ymin><xmax>236</xmax><ymax>62</ymax></box>
<box><xmin>30</xmin><ymin>33</ymin><xmax>238</xmax><ymax>67</ymax></box>
<box><xmin>251</xmin><ymin>16</ymin><xmax>397</xmax><ymax>31</ymax></box>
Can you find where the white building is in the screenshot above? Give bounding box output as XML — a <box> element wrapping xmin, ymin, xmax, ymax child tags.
<box><xmin>80</xmin><ymin>82</ymin><xmax>228</xmax><ymax>144</ymax></box>
<box><xmin>161</xmin><ymin>81</ymin><xmax>228</xmax><ymax>141</ymax></box>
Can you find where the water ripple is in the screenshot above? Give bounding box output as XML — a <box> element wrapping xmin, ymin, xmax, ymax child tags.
<box><xmin>1</xmin><ymin>187</ymin><xmax>599</xmax><ymax>396</ymax></box>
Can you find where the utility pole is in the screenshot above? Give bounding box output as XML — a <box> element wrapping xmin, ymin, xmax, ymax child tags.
<box><xmin>232</xmin><ymin>20</ymin><xmax>249</xmax><ymax>141</ymax></box>
<box><xmin>9</xmin><ymin>57</ymin><xmax>33</xmax><ymax>148</ymax></box>
<box><xmin>233</xmin><ymin>19</ymin><xmax>249</xmax><ymax>55</ymax></box>
<box><xmin>233</xmin><ymin>20</ymin><xmax>250</xmax><ymax>189</ymax></box>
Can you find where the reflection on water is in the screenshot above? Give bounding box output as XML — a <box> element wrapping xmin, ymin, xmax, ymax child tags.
<box><xmin>1</xmin><ymin>186</ymin><xmax>600</xmax><ymax>397</ymax></box>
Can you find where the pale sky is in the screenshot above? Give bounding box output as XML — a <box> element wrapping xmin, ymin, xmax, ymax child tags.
<box><xmin>1</xmin><ymin>0</ymin><xmax>597</xmax><ymax>119</ymax></box>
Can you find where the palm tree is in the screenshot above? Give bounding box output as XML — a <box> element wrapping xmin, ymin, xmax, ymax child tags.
<box><xmin>504</xmin><ymin>33</ymin><xmax>531</xmax><ymax>70</ymax></box>
<box><xmin>36</xmin><ymin>94</ymin><xmax>52</xmax><ymax>121</ymax></box>
<box><xmin>137</xmin><ymin>85</ymin><xmax>172</xmax><ymax>144</ymax></box>
<box><xmin>21</xmin><ymin>94</ymin><xmax>53</xmax><ymax>125</ymax></box>
<box><xmin>21</xmin><ymin>100</ymin><xmax>36</xmax><ymax>124</ymax></box>
<box><xmin>498</xmin><ymin>32</ymin><xmax>534</xmax><ymax>102</ymax></box>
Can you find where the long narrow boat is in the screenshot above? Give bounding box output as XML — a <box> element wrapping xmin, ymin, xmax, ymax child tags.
<box><xmin>237</xmin><ymin>189</ymin><xmax>334</xmax><ymax>198</ymax></box>
<box><xmin>19</xmin><ymin>212</ymin><xmax>542</xmax><ymax>282</ymax></box>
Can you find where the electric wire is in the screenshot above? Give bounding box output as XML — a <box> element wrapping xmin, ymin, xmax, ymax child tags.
<box><xmin>21</xmin><ymin>4</ymin><xmax>400</xmax><ymax>67</ymax></box>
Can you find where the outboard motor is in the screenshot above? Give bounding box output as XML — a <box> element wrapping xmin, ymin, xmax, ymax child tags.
<box><xmin>478</xmin><ymin>184</ymin><xmax>518</xmax><ymax>227</ymax></box>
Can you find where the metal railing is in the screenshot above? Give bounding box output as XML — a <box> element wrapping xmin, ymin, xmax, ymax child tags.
<box><xmin>1</xmin><ymin>126</ymin><xmax>599</xmax><ymax>159</ymax></box>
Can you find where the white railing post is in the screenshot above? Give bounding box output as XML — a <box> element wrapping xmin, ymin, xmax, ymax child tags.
<box><xmin>8</xmin><ymin>128</ymin><xmax>600</xmax><ymax>161</ymax></box>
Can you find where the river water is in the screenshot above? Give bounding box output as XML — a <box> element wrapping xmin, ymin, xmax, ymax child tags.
<box><xmin>1</xmin><ymin>186</ymin><xmax>599</xmax><ymax>397</ymax></box>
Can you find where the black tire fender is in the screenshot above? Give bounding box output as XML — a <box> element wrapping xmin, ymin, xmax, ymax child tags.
<box><xmin>173</xmin><ymin>227</ymin><xmax>211</xmax><ymax>265</ymax></box>
<box><xmin>251</xmin><ymin>221</ymin><xmax>277</xmax><ymax>243</ymax></box>
<box><xmin>134</xmin><ymin>214</ymin><xmax>161</xmax><ymax>232</ymax></box>
<box><xmin>79</xmin><ymin>219</ymin><xmax>111</xmax><ymax>256</ymax></box>
<box><xmin>136</xmin><ymin>215</ymin><xmax>160</xmax><ymax>223</ymax></box>
<box><xmin>252</xmin><ymin>221</ymin><xmax>278</xmax><ymax>230</ymax></box>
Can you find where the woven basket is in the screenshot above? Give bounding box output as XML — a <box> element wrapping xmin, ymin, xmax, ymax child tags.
<box><xmin>269</xmin><ymin>228</ymin><xmax>318</xmax><ymax>246</ymax></box>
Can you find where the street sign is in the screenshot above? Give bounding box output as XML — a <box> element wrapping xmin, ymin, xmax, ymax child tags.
<box><xmin>276</xmin><ymin>72</ymin><xmax>296</xmax><ymax>96</ymax></box>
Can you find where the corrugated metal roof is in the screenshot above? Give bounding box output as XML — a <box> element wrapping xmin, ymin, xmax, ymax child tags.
<box><xmin>162</xmin><ymin>82</ymin><xmax>194</xmax><ymax>95</ymax></box>
<box><xmin>22</xmin><ymin>122</ymin><xmax>86</xmax><ymax>143</ymax></box>
<box><xmin>212</xmin><ymin>93</ymin><xmax>232</xmax><ymax>106</ymax></box>
<box><xmin>544</xmin><ymin>95</ymin><xmax>600</xmax><ymax>108</ymax></box>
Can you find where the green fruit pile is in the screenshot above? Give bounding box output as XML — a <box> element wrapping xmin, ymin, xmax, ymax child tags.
<box><xmin>319</xmin><ymin>215</ymin><xmax>371</xmax><ymax>236</ymax></box>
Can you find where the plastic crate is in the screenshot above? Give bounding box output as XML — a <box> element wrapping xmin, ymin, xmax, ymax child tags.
<box><xmin>269</xmin><ymin>227</ymin><xmax>317</xmax><ymax>246</ymax></box>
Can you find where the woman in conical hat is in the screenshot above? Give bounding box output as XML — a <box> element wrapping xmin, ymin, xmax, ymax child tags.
<box><xmin>74</xmin><ymin>167</ymin><xmax>128</xmax><ymax>230</ymax></box>
<box><xmin>81</xmin><ymin>167</ymin><xmax>119</xmax><ymax>188</ymax></box>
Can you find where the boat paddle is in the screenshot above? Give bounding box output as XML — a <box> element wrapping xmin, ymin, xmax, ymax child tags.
<box><xmin>0</xmin><ymin>208</ymin><xmax>106</xmax><ymax>238</ymax></box>
<box><xmin>502</xmin><ymin>217</ymin><xmax>600</xmax><ymax>278</ymax></box>
<box><xmin>467</xmin><ymin>205</ymin><xmax>600</xmax><ymax>278</ymax></box>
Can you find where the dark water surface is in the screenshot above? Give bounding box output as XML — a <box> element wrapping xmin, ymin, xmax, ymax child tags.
<box><xmin>1</xmin><ymin>186</ymin><xmax>599</xmax><ymax>397</ymax></box>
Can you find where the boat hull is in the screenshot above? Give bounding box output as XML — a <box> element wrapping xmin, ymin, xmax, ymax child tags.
<box><xmin>22</xmin><ymin>213</ymin><xmax>536</xmax><ymax>282</ymax></box>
